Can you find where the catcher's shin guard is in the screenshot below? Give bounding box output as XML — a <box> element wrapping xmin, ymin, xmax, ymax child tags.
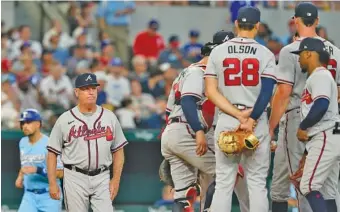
<box><xmin>173</xmin><ymin>183</ymin><xmax>201</xmax><ymax>212</ymax></box>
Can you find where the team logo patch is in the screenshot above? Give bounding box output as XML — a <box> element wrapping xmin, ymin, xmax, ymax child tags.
<box><xmin>68</xmin><ymin>121</ymin><xmax>114</xmax><ymax>142</ymax></box>
<box><xmin>301</xmin><ymin>89</ymin><xmax>312</xmax><ymax>104</ymax></box>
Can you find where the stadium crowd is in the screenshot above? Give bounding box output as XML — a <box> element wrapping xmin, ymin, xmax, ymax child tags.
<box><xmin>0</xmin><ymin>1</ymin><xmax>336</xmax><ymax>132</ymax></box>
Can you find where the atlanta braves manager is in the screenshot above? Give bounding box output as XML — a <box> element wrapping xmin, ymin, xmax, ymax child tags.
<box><xmin>47</xmin><ymin>73</ymin><xmax>128</xmax><ymax>212</ymax></box>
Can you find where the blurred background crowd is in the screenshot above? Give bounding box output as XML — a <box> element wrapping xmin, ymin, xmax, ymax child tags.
<box><xmin>1</xmin><ymin>1</ymin><xmax>337</xmax><ymax>131</ymax></box>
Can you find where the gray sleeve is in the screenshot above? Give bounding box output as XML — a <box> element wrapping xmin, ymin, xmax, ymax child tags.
<box><xmin>310</xmin><ymin>72</ymin><xmax>332</xmax><ymax>101</ymax></box>
<box><xmin>262</xmin><ymin>53</ymin><xmax>277</xmax><ymax>81</ymax></box>
<box><xmin>204</xmin><ymin>50</ymin><xmax>218</xmax><ymax>78</ymax></box>
<box><xmin>47</xmin><ymin>117</ymin><xmax>63</xmax><ymax>155</ymax></box>
<box><xmin>276</xmin><ymin>47</ymin><xmax>295</xmax><ymax>85</ymax></box>
<box><xmin>181</xmin><ymin>69</ymin><xmax>204</xmax><ymax>99</ymax></box>
<box><xmin>166</xmin><ymin>82</ymin><xmax>176</xmax><ymax>114</ymax></box>
<box><xmin>110</xmin><ymin>114</ymin><xmax>128</xmax><ymax>153</ymax></box>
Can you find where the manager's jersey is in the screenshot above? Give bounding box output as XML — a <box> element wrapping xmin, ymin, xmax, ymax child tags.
<box><xmin>20</xmin><ymin>134</ymin><xmax>63</xmax><ymax>190</ymax></box>
<box><xmin>47</xmin><ymin>105</ymin><xmax>128</xmax><ymax>170</ymax></box>
<box><xmin>276</xmin><ymin>36</ymin><xmax>340</xmax><ymax>111</ymax></box>
<box><xmin>204</xmin><ymin>37</ymin><xmax>277</xmax><ymax>108</ymax></box>
<box><xmin>167</xmin><ymin>63</ymin><xmax>207</xmax><ymax>122</ymax></box>
<box><xmin>301</xmin><ymin>67</ymin><xmax>340</xmax><ymax>136</ymax></box>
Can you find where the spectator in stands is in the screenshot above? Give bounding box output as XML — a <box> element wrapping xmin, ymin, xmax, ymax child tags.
<box><xmin>115</xmin><ymin>97</ymin><xmax>140</xmax><ymax>129</ymax></box>
<box><xmin>43</xmin><ymin>19</ymin><xmax>74</xmax><ymax>50</ymax></box>
<box><xmin>90</xmin><ymin>58</ymin><xmax>106</xmax><ymax>73</ymax></box>
<box><xmin>99</xmin><ymin>40</ymin><xmax>115</xmax><ymax>68</ymax></box>
<box><xmin>96</xmin><ymin>0</ymin><xmax>136</xmax><ymax>66</ymax></box>
<box><xmin>40</xmin><ymin>49</ymin><xmax>55</xmax><ymax>77</ymax></box>
<box><xmin>161</xmin><ymin>63</ymin><xmax>178</xmax><ymax>96</ymax></box>
<box><xmin>281</xmin><ymin>19</ymin><xmax>296</xmax><ymax>46</ymax></box>
<box><xmin>10</xmin><ymin>25</ymin><xmax>42</xmax><ymax>60</ymax></box>
<box><xmin>130</xmin><ymin>79</ymin><xmax>157</xmax><ymax>123</ymax></box>
<box><xmin>14</xmin><ymin>75</ymin><xmax>43</xmax><ymax>112</ymax></box>
<box><xmin>67</xmin><ymin>2</ymin><xmax>81</xmax><ymax>35</ymax></box>
<box><xmin>141</xmin><ymin>69</ymin><xmax>165</xmax><ymax>98</ymax></box>
<box><xmin>46</xmin><ymin>31</ymin><xmax>70</xmax><ymax>65</ymax></box>
<box><xmin>11</xmin><ymin>44</ymin><xmax>38</xmax><ymax>79</ymax></box>
<box><xmin>129</xmin><ymin>55</ymin><xmax>150</xmax><ymax>83</ymax></box>
<box><xmin>72</xmin><ymin>27</ymin><xmax>95</xmax><ymax>54</ymax></box>
<box><xmin>182</xmin><ymin>30</ymin><xmax>203</xmax><ymax>63</ymax></box>
<box><xmin>158</xmin><ymin>35</ymin><xmax>190</xmax><ymax>70</ymax></box>
<box><xmin>7</xmin><ymin>27</ymin><xmax>19</xmax><ymax>44</ymax></box>
<box><xmin>94</xmin><ymin>71</ymin><xmax>108</xmax><ymax>106</ymax></box>
<box><xmin>1</xmin><ymin>58</ymin><xmax>12</xmax><ymax>74</ymax></box>
<box><xmin>143</xmin><ymin>97</ymin><xmax>167</xmax><ymax>129</ymax></box>
<box><xmin>133</xmin><ymin>19</ymin><xmax>165</xmax><ymax>66</ymax></box>
<box><xmin>39</xmin><ymin>62</ymin><xmax>74</xmax><ymax>113</ymax></box>
<box><xmin>316</xmin><ymin>26</ymin><xmax>334</xmax><ymax>44</ymax></box>
<box><xmin>255</xmin><ymin>22</ymin><xmax>276</xmax><ymax>46</ymax></box>
<box><xmin>1</xmin><ymin>33</ymin><xmax>10</xmax><ymax>59</ymax></box>
<box><xmin>66</xmin><ymin>45</ymin><xmax>92</xmax><ymax>79</ymax></box>
<box><xmin>1</xmin><ymin>75</ymin><xmax>20</xmax><ymax>129</ymax></box>
<box><xmin>78</xmin><ymin>3</ymin><xmax>97</xmax><ymax>44</ymax></box>
<box><xmin>267</xmin><ymin>37</ymin><xmax>283</xmax><ymax>64</ymax></box>
<box><xmin>105</xmin><ymin>58</ymin><xmax>131</xmax><ymax>108</ymax></box>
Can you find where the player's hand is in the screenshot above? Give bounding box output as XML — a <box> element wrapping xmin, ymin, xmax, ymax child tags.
<box><xmin>238</xmin><ymin>108</ymin><xmax>253</xmax><ymax>124</ymax></box>
<box><xmin>49</xmin><ymin>183</ymin><xmax>60</xmax><ymax>200</ymax></box>
<box><xmin>269</xmin><ymin>129</ymin><xmax>275</xmax><ymax>140</ymax></box>
<box><xmin>109</xmin><ymin>178</ymin><xmax>120</xmax><ymax>201</ymax></box>
<box><xmin>195</xmin><ymin>130</ymin><xmax>207</xmax><ymax>156</ymax></box>
<box><xmin>270</xmin><ymin>140</ymin><xmax>277</xmax><ymax>152</ymax></box>
<box><xmin>297</xmin><ymin>128</ymin><xmax>309</xmax><ymax>142</ymax></box>
<box><xmin>21</xmin><ymin>166</ymin><xmax>37</xmax><ymax>174</ymax></box>
<box><xmin>15</xmin><ymin>176</ymin><xmax>23</xmax><ymax>189</ymax></box>
<box><xmin>239</xmin><ymin>118</ymin><xmax>256</xmax><ymax>132</ymax></box>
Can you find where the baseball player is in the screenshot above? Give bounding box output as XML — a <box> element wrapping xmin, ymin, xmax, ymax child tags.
<box><xmin>269</xmin><ymin>3</ymin><xmax>340</xmax><ymax>212</ymax></box>
<box><xmin>15</xmin><ymin>109</ymin><xmax>63</xmax><ymax>212</ymax></box>
<box><xmin>162</xmin><ymin>30</ymin><xmax>249</xmax><ymax>212</ymax></box>
<box><xmin>205</xmin><ymin>6</ymin><xmax>277</xmax><ymax>212</ymax></box>
<box><xmin>290</xmin><ymin>37</ymin><xmax>340</xmax><ymax>212</ymax></box>
<box><xmin>46</xmin><ymin>73</ymin><xmax>128</xmax><ymax>212</ymax></box>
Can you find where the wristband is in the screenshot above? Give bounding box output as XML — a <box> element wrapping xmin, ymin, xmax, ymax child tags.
<box><xmin>37</xmin><ymin>167</ymin><xmax>47</xmax><ymax>177</ymax></box>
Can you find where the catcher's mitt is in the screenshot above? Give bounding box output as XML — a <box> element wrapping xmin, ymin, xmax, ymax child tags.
<box><xmin>218</xmin><ymin>129</ymin><xmax>259</xmax><ymax>155</ymax></box>
<box><xmin>290</xmin><ymin>153</ymin><xmax>307</xmax><ymax>193</ymax></box>
<box><xmin>159</xmin><ymin>159</ymin><xmax>174</xmax><ymax>188</ymax></box>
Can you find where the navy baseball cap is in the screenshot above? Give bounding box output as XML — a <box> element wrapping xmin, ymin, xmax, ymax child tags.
<box><xmin>169</xmin><ymin>35</ymin><xmax>179</xmax><ymax>43</ymax></box>
<box><xmin>189</xmin><ymin>30</ymin><xmax>200</xmax><ymax>37</ymax></box>
<box><xmin>237</xmin><ymin>6</ymin><xmax>261</xmax><ymax>24</ymax></box>
<box><xmin>291</xmin><ymin>37</ymin><xmax>327</xmax><ymax>55</ymax></box>
<box><xmin>148</xmin><ymin>19</ymin><xmax>159</xmax><ymax>30</ymax></box>
<box><xmin>213</xmin><ymin>30</ymin><xmax>235</xmax><ymax>44</ymax></box>
<box><xmin>293</xmin><ymin>2</ymin><xmax>318</xmax><ymax>19</ymax></box>
<box><xmin>75</xmin><ymin>73</ymin><xmax>100</xmax><ymax>88</ymax></box>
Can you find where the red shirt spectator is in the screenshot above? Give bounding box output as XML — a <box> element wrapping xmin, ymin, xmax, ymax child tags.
<box><xmin>133</xmin><ymin>19</ymin><xmax>165</xmax><ymax>61</ymax></box>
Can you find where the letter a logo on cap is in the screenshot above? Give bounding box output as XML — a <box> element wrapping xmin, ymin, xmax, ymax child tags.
<box><xmin>85</xmin><ymin>75</ymin><xmax>92</xmax><ymax>81</ymax></box>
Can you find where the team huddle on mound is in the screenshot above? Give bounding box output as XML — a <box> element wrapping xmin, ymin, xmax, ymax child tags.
<box><xmin>160</xmin><ymin>3</ymin><xmax>340</xmax><ymax>212</ymax></box>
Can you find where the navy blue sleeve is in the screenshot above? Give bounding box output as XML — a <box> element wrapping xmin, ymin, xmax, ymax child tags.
<box><xmin>36</xmin><ymin>166</ymin><xmax>47</xmax><ymax>178</ymax></box>
<box><xmin>250</xmin><ymin>77</ymin><xmax>276</xmax><ymax>120</ymax></box>
<box><xmin>300</xmin><ymin>98</ymin><xmax>329</xmax><ymax>130</ymax></box>
<box><xmin>181</xmin><ymin>96</ymin><xmax>204</xmax><ymax>132</ymax></box>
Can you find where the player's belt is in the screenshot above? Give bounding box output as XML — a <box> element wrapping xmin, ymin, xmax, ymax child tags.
<box><xmin>64</xmin><ymin>164</ymin><xmax>108</xmax><ymax>176</ymax></box>
<box><xmin>168</xmin><ymin>117</ymin><xmax>188</xmax><ymax>125</ymax></box>
<box><xmin>233</xmin><ymin>104</ymin><xmax>252</xmax><ymax>110</ymax></box>
<box><xmin>26</xmin><ymin>188</ymin><xmax>48</xmax><ymax>194</ymax></box>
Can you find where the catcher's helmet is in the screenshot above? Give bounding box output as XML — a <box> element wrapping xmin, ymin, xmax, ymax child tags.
<box><xmin>20</xmin><ymin>109</ymin><xmax>42</xmax><ymax>122</ymax></box>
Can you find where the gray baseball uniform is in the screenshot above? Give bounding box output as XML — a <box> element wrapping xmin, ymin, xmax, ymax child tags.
<box><xmin>204</xmin><ymin>37</ymin><xmax>277</xmax><ymax>212</ymax></box>
<box><xmin>162</xmin><ymin>63</ymin><xmax>249</xmax><ymax>212</ymax></box>
<box><xmin>271</xmin><ymin>36</ymin><xmax>340</xmax><ymax>211</ymax></box>
<box><xmin>299</xmin><ymin>67</ymin><xmax>340</xmax><ymax>198</ymax></box>
<box><xmin>47</xmin><ymin>105</ymin><xmax>128</xmax><ymax>212</ymax></box>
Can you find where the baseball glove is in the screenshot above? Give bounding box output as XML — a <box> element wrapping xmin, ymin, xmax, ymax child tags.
<box><xmin>159</xmin><ymin>159</ymin><xmax>174</xmax><ymax>188</ymax></box>
<box><xmin>218</xmin><ymin>129</ymin><xmax>259</xmax><ymax>155</ymax></box>
<box><xmin>290</xmin><ymin>153</ymin><xmax>307</xmax><ymax>193</ymax></box>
